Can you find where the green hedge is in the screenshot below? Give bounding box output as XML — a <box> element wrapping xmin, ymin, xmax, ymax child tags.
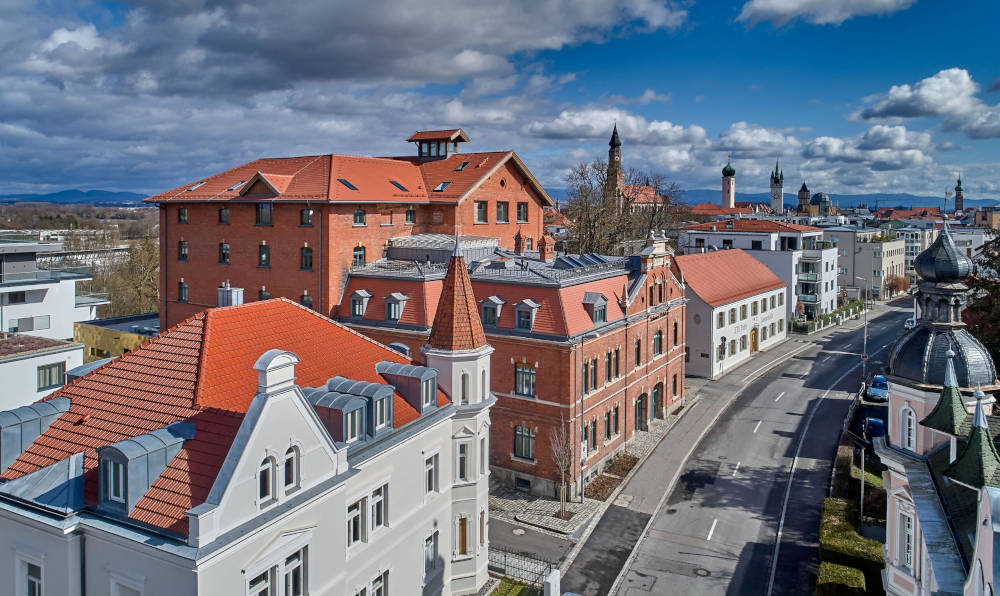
<box><xmin>816</xmin><ymin>561</ymin><xmax>866</xmax><ymax>596</ymax></box>
<box><xmin>819</xmin><ymin>498</ymin><xmax>884</xmax><ymax>594</ymax></box>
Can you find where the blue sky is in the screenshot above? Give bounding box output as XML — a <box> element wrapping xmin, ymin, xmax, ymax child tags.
<box><xmin>1</xmin><ymin>0</ymin><xmax>998</xmax><ymax>199</ymax></box>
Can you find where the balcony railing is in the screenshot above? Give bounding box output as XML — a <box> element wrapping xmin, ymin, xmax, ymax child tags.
<box><xmin>75</xmin><ymin>291</ymin><xmax>110</xmax><ymax>307</ymax></box>
<box><xmin>797</xmin><ymin>294</ymin><xmax>819</xmax><ymax>303</ymax></box>
<box><xmin>0</xmin><ymin>266</ymin><xmax>93</xmax><ymax>285</ymax></box>
<box><xmin>798</xmin><ymin>272</ymin><xmax>820</xmax><ymax>282</ymax></box>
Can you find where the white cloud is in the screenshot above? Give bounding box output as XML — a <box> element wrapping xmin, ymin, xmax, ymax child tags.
<box><xmin>713</xmin><ymin>121</ymin><xmax>801</xmax><ymax>158</ymax></box>
<box><xmin>853</xmin><ymin>68</ymin><xmax>1000</xmax><ymax>139</ymax></box>
<box><xmin>801</xmin><ymin>125</ymin><xmax>933</xmax><ymax>172</ymax></box>
<box><xmin>737</xmin><ymin>0</ymin><xmax>915</xmax><ymax>26</ymax></box>
<box><xmin>524</xmin><ymin>108</ymin><xmax>707</xmax><ymax>147</ymax></box>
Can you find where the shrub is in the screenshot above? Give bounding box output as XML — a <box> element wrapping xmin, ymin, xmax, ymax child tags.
<box><xmin>816</xmin><ymin>561</ymin><xmax>865</xmax><ymax>596</ymax></box>
<box><xmin>819</xmin><ymin>498</ymin><xmax>884</xmax><ymax>594</ymax></box>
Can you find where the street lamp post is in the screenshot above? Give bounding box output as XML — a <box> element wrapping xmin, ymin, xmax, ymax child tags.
<box><xmin>856</xmin><ymin>276</ymin><xmax>870</xmax><ymax>383</ymax></box>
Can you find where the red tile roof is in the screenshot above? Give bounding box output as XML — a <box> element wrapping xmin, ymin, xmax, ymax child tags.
<box><xmin>0</xmin><ymin>299</ymin><xmax>446</xmax><ymax>534</ymax></box>
<box><xmin>682</xmin><ymin>219</ymin><xmax>821</xmax><ymax>233</ymax></box>
<box><xmin>428</xmin><ymin>255</ymin><xmax>487</xmax><ymax>350</ymax></box>
<box><xmin>877</xmin><ymin>206</ymin><xmax>943</xmax><ymax>220</ymax></box>
<box><xmin>672</xmin><ymin>250</ymin><xmax>785</xmax><ymax>308</ymax></box>
<box><xmin>406</xmin><ymin>129</ymin><xmax>470</xmax><ymax>142</ymax></box>
<box><xmin>145</xmin><ymin>151</ymin><xmax>553</xmax><ymax>207</ymax></box>
<box><xmin>686</xmin><ymin>202</ymin><xmax>754</xmax><ymax>216</ymax></box>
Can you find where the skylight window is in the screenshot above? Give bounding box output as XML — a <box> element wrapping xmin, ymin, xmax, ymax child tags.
<box><xmin>227</xmin><ymin>180</ymin><xmax>246</xmax><ymax>191</ymax></box>
<box><xmin>186</xmin><ymin>181</ymin><xmax>206</xmax><ymax>191</ymax></box>
<box><xmin>390</xmin><ymin>180</ymin><xmax>408</xmax><ymax>192</ymax></box>
<box><xmin>455</xmin><ymin>162</ymin><xmax>470</xmax><ymax>172</ymax></box>
<box><xmin>338</xmin><ymin>178</ymin><xmax>359</xmax><ymax>191</ymax></box>
<box><xmin>433</xmin><ymin>182</ymin><xmax>452</xmax><ymax>192</ymax></box>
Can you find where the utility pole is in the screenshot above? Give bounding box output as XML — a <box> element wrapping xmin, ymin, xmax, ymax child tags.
<box><xmin>856</xmin><ymin>276</ymin><xmax>870</xmax><ymax>383</ymax></box>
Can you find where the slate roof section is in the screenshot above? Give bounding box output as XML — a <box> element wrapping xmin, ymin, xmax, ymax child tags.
<box><xmin>921</xmin><ymin>353</ymin><xmax>972</xmax><ymax>435</ymax></box>
<box><xmin>0</xmin><ymin>298</ymin><xmax>447</xmax><ymax>534</ymax></box>
<box><xmin>672</xmin><ymin>249</ymin><xmax>786</xmax><ymax>308</ymax></box>
<box><xmin>427</xmin><ymin>254</ymin><xmax>487</xmax><ymax>351</ymax></box>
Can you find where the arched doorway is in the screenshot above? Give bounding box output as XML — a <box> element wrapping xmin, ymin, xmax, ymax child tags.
<box><xmin>635</xmin><ymin>394</ymin><xmax>648</xmax><ymax>432</ymax></box>
<box><xmin>750</xmin><ymin>328</ymin><xmax>759</xmax><ymax>353</ymax></box>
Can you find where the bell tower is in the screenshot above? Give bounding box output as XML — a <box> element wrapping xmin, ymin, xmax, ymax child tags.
<box><xmin>607</xmin><ymin>124</ymin><xmax>623</xmax><ymax>202</ymax></box>
<box><xmin>955</xmin><ymin>176</ymin><xmax>964</xmax><ymax>213</ymax></box>
<box><xmin>770</xmin><ymin>159</ymin><xmax>784</xmax><ymax>213</ymax></box>
<box><xmin>721</xmin><ymin>157</ymin><xmax>736</xmax><ymax>209</ymax></box>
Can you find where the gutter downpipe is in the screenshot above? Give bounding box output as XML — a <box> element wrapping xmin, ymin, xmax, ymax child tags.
<box><xmin>76</xmin><ymin>529</ymin><xmax>86</xmax><ymax>596</ymax></box>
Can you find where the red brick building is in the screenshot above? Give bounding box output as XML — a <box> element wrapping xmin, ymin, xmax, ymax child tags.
<box><xmin>146</xmin><ymin>129</ymin><xmax>553</xmax><ymax>328</ymax></box>
<box><xmin>336</xmin><ymin>232</ymin><xmax>686</xmax><ymax>497</ymax></box>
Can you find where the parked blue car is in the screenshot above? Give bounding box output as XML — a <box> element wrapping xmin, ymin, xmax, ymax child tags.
<box><xmin>866</xmin><ymin>375</ymin><xmax>889</xmax><ymax>402</ymax></box>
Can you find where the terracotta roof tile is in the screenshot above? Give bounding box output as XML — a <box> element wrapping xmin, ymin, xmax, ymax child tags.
<box><xmin>428</xmin><ymin>256</ymin><xmax>487</xmax><ymax>351</ymax></box>
<box><xmin>672</xmin><ymin>249</ymin><xmax>786</xmax><ymax>307</ymax></box>
<box><xmin>0</xmin><ymin>299</ymin><xmax>443</xmax><ymax>534</ymax></box>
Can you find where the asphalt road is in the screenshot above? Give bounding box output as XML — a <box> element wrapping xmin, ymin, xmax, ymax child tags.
<box><xmin>615</xmin><ymin>304</ymin><xmax>909</xmax><ymax>596</ymax></box>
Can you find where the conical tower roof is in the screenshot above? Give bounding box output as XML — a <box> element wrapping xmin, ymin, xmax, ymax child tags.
<box><xmin>944</xmin><ymin>390</ymin><xmax>1000</xmax><ymax>489</ymax></box>
<box><xmin>921</xmin><ymin>350</ymin><xmax>971</xmax><ymax>435</ymax></box>
<box><xmin>427</xmin><ymin>237</ymin><xmax>487</xmax><ymax>351</ymax></box>
<box><xmin>609</xmin><ymin>124</ymin><xmax>621</xmax><ymax>148</ymax></box>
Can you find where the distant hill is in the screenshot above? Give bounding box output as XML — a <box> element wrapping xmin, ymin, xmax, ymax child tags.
<box><xmin>0</xmin><ymin>189</ymin><xmax>147</xmax><ymax>205</ymax></box>
<box><xmin>545</xmin><ymin>187</ymin><xmax>999</xmax><ymax>211</ymax></box>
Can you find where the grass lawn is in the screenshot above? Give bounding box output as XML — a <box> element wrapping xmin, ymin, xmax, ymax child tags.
<box><xmin>492</xmin><ymin>578</ymin><xmax>542</xmax><ymax>596</ymax></box>
<box><xmin>850</xmin><ymin>461</ymin><xmax>884</xmax><ymax>489</ymax></box>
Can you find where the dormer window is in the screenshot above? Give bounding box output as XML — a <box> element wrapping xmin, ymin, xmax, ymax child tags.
<box><xmin>422</xmin><ymin>377</ymin><xmax>436</xmax><ymax>409</ymax></box>
<box><xmin>104</xmin><ymin>460</ymin><xmax>125</xmax><ymax>503</ymax></box>
<box><xmin>385</xmin><ymin>292</ymin><xmax>408</xmax><ymax>321</ymax></box>
<box><xmin>258</xmin><ymin>457</ymin><xmax>276</xmax><ymax>505</ymax></box>
<box><xmin>345</xmin><ymin>409</ymin><xmax>362</xmax><ymax>443</ymax></box>
<box><xmin>515</xmin><ymin>299</ymin><xmax>541</xmax><ymax>330</ymax></box>
<box><xmin>350</xmin><ymin>289</ymin><xmax>372</xmax><ymax>317</ymax></box>
<box><xmin>374</xmin><ymin>397</ymin><xmax>388</xmax><ymax>429</ymax></box>
<box><xmin>481</xmin><ymin>296</ymin><xmax>505</xmax><ymax>326</ymax></box>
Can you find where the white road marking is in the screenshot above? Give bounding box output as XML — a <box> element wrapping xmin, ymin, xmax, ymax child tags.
<box><xmin>732</xmin><ymin>462</ymin><xmax>741</xmax><ymax>477</ymax></box>
<box><xmin>707</xmin><ymin>518</ymin><xmax>718</xmax><ymax>541</ymax></box>
<box><xmin>753</xmin><ymin>420</ymin><xmax>763</xmax><ymax>433</ymax></box>
<box><xmin>774</xmin><ymin>392</ymin><xmax>785</xmax><ymax>402</ymax></box>
<box><xmin>742</xmin><ymin>343</ymin><xmax>813</xmax><ymax>382</ymax></box>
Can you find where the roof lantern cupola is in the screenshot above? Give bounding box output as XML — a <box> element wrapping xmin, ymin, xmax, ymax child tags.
<box><xmin>912</xmin><ymin>223</ymin><xmax>972</xmax><ymax>283</ymax></box>
<box><xmin>944</xmin><ymin>390</ymin><xmax>1000</xmax><ymax>489</ymax></box>
<box><xmin>408</xmin><ymin>129</ymin><xmax>470</xmax><ymax>160</ymax></box>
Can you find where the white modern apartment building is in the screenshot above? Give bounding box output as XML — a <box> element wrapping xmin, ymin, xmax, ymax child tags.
<box><xmin>677</xmin><ymin>219</ymin><xmax>838</xmax><ymax>321</ymax></box>
<box><xmin>898</xmin><ymin>227</ymin><xmax>938</xmax><ymax>284</ymax></box>
<box><xmin>0</xmin><ymin>334</ymin><xmax>83</xmax><ymax>409</ymax></box>
<box><xmin>672</xmin><ymin>249</ymin><xmax>787</xmax><ymax>379</ymax></box>
<box><xmin>0</xmin><ymin>255</ymin><xmax>493</xmax><ymax>596</ymax></box>
<box><xmin>822</xmin><ymin>227</ymin><xmax>906</xmax><ymax>300</ymax></box>
<box><xmin>0</xmin><ymin>238</ymin><xmax>108</xmax><ymax>339</ymax></box>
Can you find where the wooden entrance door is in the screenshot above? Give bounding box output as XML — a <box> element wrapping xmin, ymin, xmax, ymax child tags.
<box><xmin>750</xmin><ymin>328</ymin><xmax>759</xmax><ymax>353</ymax></box>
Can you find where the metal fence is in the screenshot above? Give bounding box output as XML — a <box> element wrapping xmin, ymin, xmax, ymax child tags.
<box><xmin>487</xmin><ymin>545</ymin><xmax>555</xmax><ymax>587</ymax></box>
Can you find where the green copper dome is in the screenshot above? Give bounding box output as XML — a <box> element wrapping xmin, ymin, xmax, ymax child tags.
<box><xmin>722</xmin><ymin>160</ymin><xmax>735</xmax><ymax>177</ymax></box>
<box><xmin>955</xmin><ymin>177</ymin><xmax>963</xmax><ymax>192</ymax></box>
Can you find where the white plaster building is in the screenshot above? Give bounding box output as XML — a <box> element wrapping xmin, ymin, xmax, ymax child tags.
<box><xmin>822</xmin><ymin>227</ymin><xmax>906</xmax><ymax>301</ymax></box>
<box><xmin>0</xmin><ymin>239</ymin><xmax>108</xmax><ymax>339</ymax></box>
<box><xmin>677</xmin><ymin>219</ymin><xmax>838</xmax><ymax>321</ymax></box>
<box><xmin>0</xmin><ymin>256</ymin><xmax>493</xmax><ymax>596</ymax></box>
<box><xmin>0</xmin><ymin>334</ymin><xmax>83</xmax><ymax>409</ymax></box>
<box><xmin>672</xmin><ymin>249</ymin><xmax>787</xmax><ymax>379</ymax></box>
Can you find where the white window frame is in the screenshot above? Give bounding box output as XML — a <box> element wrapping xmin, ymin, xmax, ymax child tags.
<box><xmin>258</xmin><ymin>456</ymin><xmax>276</xmax><ymax>507</ymax></box>
<box><xmin>109</xmin><ymin>569</ymin><xmax>146</xmax><ymax>596</ymax></box>
<box><xmin>347</xmin><ymin>498</ymin><xmax>366</xmax><ymax>548</ymax></box>
<box><xmin>374</xmin><ymin>398</ymin><xmax>388</xmax><ymax>429</ymax></box>
<box><xmin>370</xmin><ymin>484</ymin><xmax>388</xmax><ymax>533</ymax></box>
<box><xmin>899</xmin><ymin>510</ymin><xmax>914</xmax><ymax>572</ymax></box>
<box><xmin>480</xmin><ymin>436</ymin><xmax>487</xmax><ymax>477</ymax></box>
<box><xmin>370</xmin><ymin>570</ymin><xmax>388</xmax><ymax>596</ymax></box>
<box><xmin>283</xmin><ymin>446</ymin><xmax>300</xmax><ymax>494</ymax></box>
<box><xmin>346</xmin><ymin>409</ymin><xmax>362</xmax><ymax>443</ymax></box>
<box><xmin>105</xmin><ymin>459</ymin><xmax>125</xmax><ymax>503</ymax></box>
<box><xmin>424</xmin><ymin>452</ymin><xmax>440</xmax><ymax>497</ymax></box>
<box><xmin>16</xmin><ymin>552</ymin><xmax>44</xmax><ymax>596</ymax></box>
<box><xmin>283</xmin><ymin>548</ymin><xmax>306</xmax><ymax>596</ymax></box>
<box><xmin>424</xmin><ymin>531</ymin><xmax>439</xmax><ymax>577</ymax></box>
<box><xmin>456</xmin><ymin>441</ymin><xmax>470</xmax><ymax>483</ymax></box>
<box><xmin>454</xmin><ymin>514</ymin><xmax>472</xmax><ymax>559</ymax></box>
<box><xmin>901</xmin><ymin>406</ymin><xmax>917</xmax><ymax>451</ymax></box>
<box><xmin>421</xmin><ymin>377</ymin><xmax>436</xmax><ymax>409</ymax></box>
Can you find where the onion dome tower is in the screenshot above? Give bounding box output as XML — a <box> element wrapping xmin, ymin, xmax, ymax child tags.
<box><xmin>954</xmin><ymin>176</ymin><xmax>964</xmax><ymax>213</ymax></box>
<box><xmin>888</xmin><ymin>224</ymin><xmax>998</xmax><ymax>389</ymax></box>
<box><xmin>721</xmin><ymin>157</ymin><xmax>736</xmax><ymax>209</ymax></box>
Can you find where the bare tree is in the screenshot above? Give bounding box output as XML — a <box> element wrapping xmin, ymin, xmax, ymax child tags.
<box><xmin>565</xmin><ymin>159</ymin><xmax>684</xmax><ymax>254</ymax></box>
<box><xmin>550</xmin><ymin>416</ymin><xmax>573</xmax><ymax>516</ymax></box>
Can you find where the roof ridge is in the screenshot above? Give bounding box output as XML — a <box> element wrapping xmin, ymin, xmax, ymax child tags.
<box><xmin>275</xmin><ymin>298</ymin><xmax>413</xmax><ymax>363</ymax></box>
<box><xmin>193</xmin><ymin>308</ymin><xmax>212</xmax><ymax>408</ymax></box>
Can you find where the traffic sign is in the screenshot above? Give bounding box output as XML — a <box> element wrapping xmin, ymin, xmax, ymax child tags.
<box><xmin>861</xmin><ymin>353</ymin><xmax>869</xmax><ymax>361</ymax></box>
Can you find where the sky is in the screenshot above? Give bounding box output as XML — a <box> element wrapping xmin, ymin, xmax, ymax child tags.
<box><xmin>1</xmin><ymin>0</ymin><xmax>999</xmax><ymax>200</ymax></box>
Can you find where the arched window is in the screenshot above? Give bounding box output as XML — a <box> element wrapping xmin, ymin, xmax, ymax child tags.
<box><xmin>481</xmin><ymin>370</ymin><xmax>487</xmax><ymax>400</ymax></box>
<box><xmin>673</xmin><ymin>321</ymin><xmax>679</xmax><ymax>346</ymax></box>
<box><xmin>284</xmin><ymin>447</ymin><xmax>300</xmax><ymax>493</ymax></box>
<box><xmin>258</xmin><ymin>457</ymin><xmax>276</xmax><ymax>505</ymax></box>
<box><xmin>901</xmin><ymin>407</ymin><xmax>917</xmax><ymax>451</ymax></box>
<box><xmin>461</xmin><ymin>372</ymin><xmax>469</xmax><ymax>405</ymax></box>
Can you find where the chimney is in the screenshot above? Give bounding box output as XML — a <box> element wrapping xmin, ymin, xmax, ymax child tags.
<box><xmin>217</xmin><ymin>280</ymin><xmax>244</xmax><ymax>307</ymax></box>
<box><xmin>538</xmin><ymin>234</ymin><xmax>555</xmax><ymax>262</ymax></box>
<box><xmin>514</xmin><ymin>229</ymin><xmax>526</xmax><ymax>255</ymax></box>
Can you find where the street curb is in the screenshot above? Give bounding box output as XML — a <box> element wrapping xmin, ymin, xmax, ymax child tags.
<box><xmin>557</xmin><ymin>396</ymin><xmax>700</xmax><ymax>575</ymax></box>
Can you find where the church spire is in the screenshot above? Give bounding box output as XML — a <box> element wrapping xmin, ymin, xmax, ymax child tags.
<box><xmin>944</xmin><ymin>389</ymin><xmax>1000</xmax><ymax>489</ymax></box>
<box><xmin>609</xmin><ymin>123</ymin><xmax>622</xmax><ymax>148</ymax></box>
<box><xmin>427</xmin><ymin>239</ymin><xmax>487</xmax><ymax>351</ymax></box>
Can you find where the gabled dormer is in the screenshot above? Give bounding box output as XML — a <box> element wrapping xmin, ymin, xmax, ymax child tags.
<box><xmin>514</xmin><ymin>299</ymin><xmax>541</xmax><ymax>331</ymax></box>
<box><xmin>408</xmin><ymin>129</ymin><xmax>470</xmax><ymax>160</ymax></box>
<box><xmin>96</xmin><ymin>421</ymin><xmax>195</xmax><ymax>514</ymax></box>
<box><xmin>0</xmin><ymin>397</ymin><xmax>71</xmax><ymax>473</ymax></box>
<box><xmin>376</xmin><ymin>361</ymin><xmax>438</xmax><ymax>415</ymax></box>
<box><xmin>239</xmin><ymin>171</ymin><xmax>295</xmax><ymax>196</ymax></box>
<box><xmin>582</xmin><ymin>292</ymin><xmax>608</xmax><ymax>325</ymax></box>
<box><xmin>481</xmin><ymin>296</ymin><xmax>505</xmax><ymax>326</ymax></box>
<box><xmin>305</xmin><ymin>376</ymin><xmax>396</xmax><ymax>443</ymax></box>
